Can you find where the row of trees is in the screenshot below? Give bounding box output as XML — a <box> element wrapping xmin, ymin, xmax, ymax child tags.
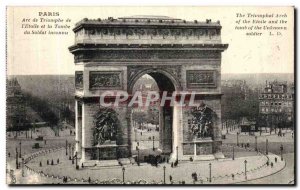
<box><xmin>132</xmin><ymin>108</ymin><xmax>159</xmax><ymax>129</ymax></box>
<box><xmin>23</xmin><ymin>92</ymin><xmax>59</xmax><ymax>126</ymax></box>
<box><xmin>221</xmin><ymin>85</ymin><xmax>259</xmax><ymax>123</ymax></box>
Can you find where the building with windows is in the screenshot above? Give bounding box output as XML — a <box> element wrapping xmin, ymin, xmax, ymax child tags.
<box><xmin>258</xmin><ymin>80</ymin><xmax>294</xmax><ymax>129</ymax></box>
<box><xmin>6</xmin><ymin>78</ymin><xmax>27</xmax><ymax>130</ymax></box>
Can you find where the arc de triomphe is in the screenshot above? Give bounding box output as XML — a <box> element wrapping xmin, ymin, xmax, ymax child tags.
<box><xmin>69</xmin><ymin>16</ymin><xmax>228</xmax><ymax>164</ymax></box>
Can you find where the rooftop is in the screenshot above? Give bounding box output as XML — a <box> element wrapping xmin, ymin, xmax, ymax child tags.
<box><xmin>118</xmin><ymin>15</ymin><xmax>181</xmax><ymax>20</ymax></box>
<box><xmin>73</xmin><ymin>15</ymin><xmax>221</xmax><ymax>32</ymax></box>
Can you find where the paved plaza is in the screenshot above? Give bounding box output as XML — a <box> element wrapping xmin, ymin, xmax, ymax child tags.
<box><xmin>6</xmin><ymin>127</ymin><xmax>291</xmax><ymax>185</ymax></box>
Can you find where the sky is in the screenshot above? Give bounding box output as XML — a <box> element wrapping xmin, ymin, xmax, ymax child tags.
<box><xmin>7</xmin><ymin>6</ymin><xmax>294</xmax><ymax>75</ymax></box>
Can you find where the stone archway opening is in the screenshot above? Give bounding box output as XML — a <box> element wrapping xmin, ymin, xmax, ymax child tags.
<box><xmin>130</xmin><ymin>72</ymin><xmax>176</xmax><ymax>163</ymax></box>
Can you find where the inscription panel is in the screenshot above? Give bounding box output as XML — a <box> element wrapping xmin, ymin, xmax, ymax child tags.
<box><xmin>75</xmin><ymin>71</ymin><xmax>83</xmax><ymax>89</ymax></box>
<box><xmin>89</xmin><ymin>71</ymin><xmax>122</xmax><ymax>89</ymax></box>
<box><xmin>186</xmin><ymin>70</ymin><xmax>216</xmax><ymax>88</ymax></box>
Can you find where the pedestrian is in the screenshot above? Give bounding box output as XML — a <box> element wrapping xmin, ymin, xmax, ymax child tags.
<box><xmin>40</xmin><ymin>161</ymin><xmax>42</xmax><ymax>167</ymax></box>
<box><xmin>275</xmin><ymin>157</ymin><xmax>277</xmax><ymax>163</ymax></box>
<box><xmin>57</xmin><ymin>158</ymin><xmax>59</xmax><ymax>164</ymax></box>
<box><xmin>82</xmin><ymin>163</ymin><xmax>84</xmax><ymax>168</ymax></box>
<box><xmin>88</xmin><ymin>177</ymin><xmax>91</xmax><ymax>184</ymax></box>
<box><xmin>47</xmin><ymin>160</ymin><xmax>49</xmax><ymax>165</ymax></box>
<box><xmin>51</xmin><ymin>159</ymin><xmax>54</xmax><ymax>165</ymax></box>
<box><xmin>271</xmin><ymin>162</ymin><xmax>273</xmax><ymax>168</ymax></box>
<box><xmin>169</xmin><ymin>175</ymin><xmax>173</xmax><ymax>183</ymax></box>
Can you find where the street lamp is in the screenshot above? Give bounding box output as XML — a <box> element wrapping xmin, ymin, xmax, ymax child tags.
<box><xmin>22</xmin><ymin>158</ymin><xmax>25</xmax><ymax>177</ymax></box>
<box><xmin>237</xmin><ymin>132</ymin><xmax>239</xmax><ymax>146</ymax></box>
<box><xmin>16</xmin><ymin>148</ymin><xmax>19</xmax><ymax>169</ymax></box>
<box><xmin>122</xmin><ymin>167</ymin><xmax>125</xmax><ymax>183</ymax></box>
<box><xmin>176</xmin><ymin>146</ymin><xmax>179</xmax><ymax>162</ymax></box>
<box><xmin>19</xmin><ymin>142</ymin><xmax>22</xmax><ymax>158</ymax></box>
<box><xmin>244</xmin><ymin>160</ymin><xmax>247</xmax><ymax>180</ymax></box>
<box><xmin>152</xmin><ymin>136</ymin><xmax>155</xmax><ymax>151</ymax></box>
<box><xmin>69</xmin><ymin>144</ymin><xmax>72</xmax><ymax>160</ymax></box>
<box><xmin>280</xmin><ymin>144</ymin><xmax>283</xmax><ymax>161</ymax></box>
<box><xmin>72</xmin><ymin>146</ymin><xmax>74</xmax><ymax>156</ymax></box>
<box><xmin>163</xmin><ymin>165</ymin><xmax>166</xmax><ymax>184</ymax></box>
<box><xmin>66</xmin><ymin>140</ymin><xmax>68</xmax><ymax>156</ymax></box>
<box><xmin>232</xmin><ymin>146</ymin><xmax>235</xmax><ymax>160</ymax></box>
<box><xmin>255</xmin><ymin>136</ymin><xmax>258</xmax><ymax>152</ymax></box>
<box><xmin>209</xmin><ymin>163</ymin><xmax>212</xmax><ymax>182</ymax></box>
<box><xmin>266</xmin><ymin>139</ymin><xmax>268</xmax><ymax>155</ymax></box>
<box><xmin>137</xmin><ymin>147</ymin><xmax>140</xmax><ymax>166</ymax></box>
<box><xmin>75</xmin><ymin>151</ymin><xmax>79</xmax><ymax>170</ymax></box>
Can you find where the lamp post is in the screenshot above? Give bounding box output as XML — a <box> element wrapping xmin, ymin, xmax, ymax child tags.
<box><xmin>152</xmin><ymin>136</ymin><xmax>155</xmax><ymax>151</ymax></box>
<box><xmin>72</xmin><ymin>145</ymin><xmax>75</xmax><ymax>164</ymax></box>
<box><xmin>163</xmin><ymin>165</ymin><xmax>166</xmax><ymax>184</ymax></box>
<box><xmin>19</xmin><ymin>141</ymin><xmax>22</xmax><ymax>158</ymax></box>
<box><xmin>122</xmin><ymin>167</ymin><xmax>125</xmax><ymax>184</ymax></box>
<box><xmin>137</xmin><ymin>147</ymin><xmax>140</xmax><ymax>166</ymax></box>
<box><xmin>232</xmin><ymin>146</ymin><xmax>235</xmax><ymax>160</ymax></box>
<box><xmin>280</xmin><ymin>144</ymin><xmax>283</xmax><ymax>161</ymax></box>
<box><xmin>69</xmin><ymin>144</ymin><xmax>72</xmax><ymax>160</ymax></box>
<box><xmin>75</xmin><ymin>151</ymin><xmax>78</xmax><ymax>170</ymax></box>
<box><xmin>72</xmin><ymin>146</ymin><xmax>74</xmax><ymax>156</ymax></box>
<box><xmin>176</xmin><ymin>146</ymin><xmax>179</xmax><ymax>162</ymax></box>
<box><xmin>209</xmin><ymin>163</ymin><xmax>212</xmax><ymax>182</ymax></box>
<box><xmin>266</xmin><ymin>139</ymin><xmax>268</xmax><ymax>155</ymax></box>
<box><xmin>255</xmin><ymin>136</ymin><xmax>258</xmax><ymax>152</ymax></box>
<box><xmin>16</xmin><ymin>148</ymin><xmax>19</xmax><ymax>169</ymax></box>
<box><xmin>22</xmin><ymin>158</ymin><xmax>25</xmax><ymax>177</ymax></box>
<box><xmin>244</xmin><ymin>160</ymin><xmax>247</xmax><ymax>180</ymax></box>
<box><xmin>237</xmin><ymin>132</ymin><xmax>239</xmax><ymax>146</ymax></box>
<box><xmin>66</xmin><ymin>140</ymin><xmax>68</xmax><ymax>156</ymax></box>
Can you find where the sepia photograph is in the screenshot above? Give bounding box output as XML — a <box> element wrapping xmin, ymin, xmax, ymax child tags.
<box><xmin>5</xmin><ymin>6</ymin><xmax>295</xmax><ymax>185</ymax></box>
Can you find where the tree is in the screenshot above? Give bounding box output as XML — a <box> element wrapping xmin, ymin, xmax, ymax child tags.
<box><xmin>132</xmin><ymin>112</ymin><xmax>147</xmax><ymax>129</ymax></box>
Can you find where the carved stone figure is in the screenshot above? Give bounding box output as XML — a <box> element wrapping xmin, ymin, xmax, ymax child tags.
<box><xmin>93</xmin><ymin>107</ymin><xmax>120</xmax><ymax>145</ymax></box>
<box><xmin>190</xmin><ymin>103</ymin><xmax>214</xmax><ymax>139</ymax></box>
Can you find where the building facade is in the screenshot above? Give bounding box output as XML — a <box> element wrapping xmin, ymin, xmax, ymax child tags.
<box><xmin>69</xmin><ymin>16</ymin><xmax>228</xmax><ymax>163</ymax></box>
<box><xmin>6</xmin><ymin>78</ymin><xmax>27</xmax><ymax>130</ymax></box>
<box><xmin>259</xmin><ymin>80</ymin><xmax>294</xmax><ymax>129</ymax></box>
